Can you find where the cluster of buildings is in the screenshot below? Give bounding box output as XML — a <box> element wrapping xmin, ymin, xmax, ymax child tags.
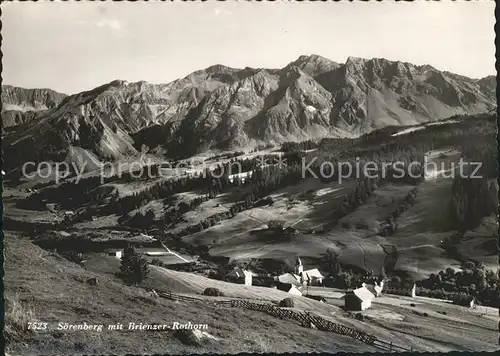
<box><xmin>106</xmin><ymin>240</ymin><xmax>440</xmax><ymax>313</ymax></box>
<box><xmin>222</xmin><ymin>256</ymin><xmax>406</xmax><ymax>312</ymax></box>
<box><xmin>224</xmin><ymin>256</ymin><xmax>324</xmax><ymax>297</ymax></box>
<box><xmin>274</xmin><ymin>257</ymin><xmax>324</xmax><ymax>296</ymax></box>
<box><xmin>108</xmin><ymin>243</ymin><xmax>478</xmax><ymax>312</ymax></box>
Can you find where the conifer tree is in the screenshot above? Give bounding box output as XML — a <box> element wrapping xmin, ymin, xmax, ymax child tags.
<box><xmin>119</xmin><ymin>245</ymin><xmax>149</xmax><ymax>285</ymax></box>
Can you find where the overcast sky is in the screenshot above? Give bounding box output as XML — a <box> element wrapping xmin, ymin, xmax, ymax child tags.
<box><xmin>2</xmin><ymin>0</ymin><xmax>495</xmax><ymax>94</ymax></box>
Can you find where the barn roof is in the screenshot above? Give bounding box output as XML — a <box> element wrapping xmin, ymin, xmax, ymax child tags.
<box><xmin>351</xmin><ymin>286</ymin><xmax>375</xmax><ymax>302</ymax></box>
<box><xmin>277</xmin><ymin>273</ymin><xmax>302</xmax><ymax>286</ymax></box>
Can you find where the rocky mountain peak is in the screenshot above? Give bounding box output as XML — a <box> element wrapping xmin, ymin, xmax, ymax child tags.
<box><xmin>287</xmin><ymin>54</ymin><xmax>341</xmax><ymax>78</ymax></box>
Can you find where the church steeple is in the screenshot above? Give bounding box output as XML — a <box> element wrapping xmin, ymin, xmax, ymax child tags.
<box><xmin>295</xmin><ymin>256</ymin><xmax>303</xmax><ymax>274</ymax></box>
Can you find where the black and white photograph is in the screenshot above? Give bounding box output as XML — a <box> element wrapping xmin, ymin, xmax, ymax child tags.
<box><xmin>1</xmin><ymin>1</ymin><xmax>498</xmax><ymax>355</ymax></box>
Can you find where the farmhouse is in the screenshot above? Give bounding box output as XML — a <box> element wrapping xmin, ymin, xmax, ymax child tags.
<box><xmin>276</xmin><ymin>282</ymin><xmax>302</xmax><ymax>296</ymax></box>
<box><xmin>344</xmin><ymin>286</ymin><xmax>375</xmax><ymax>311</ymax></box>
<box><xmin>226</xmin><ymin>267</ymin><xmax>253</xmax><ymax>286</ymax></box>
<box><xmin>300</xmin><ymin>268</ymin><xmax>324</xmax><ymax>286</ymax></box>
<box><xmin>108</xmin><ymin>250</ymin><xmax>123</xmax><ymax>259</ymax></box>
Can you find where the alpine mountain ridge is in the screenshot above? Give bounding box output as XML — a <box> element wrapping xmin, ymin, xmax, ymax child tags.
<box><xmin>2</xmin><ymin>55</ymin><xmax>496</xmax><ymax>167</ymax></box>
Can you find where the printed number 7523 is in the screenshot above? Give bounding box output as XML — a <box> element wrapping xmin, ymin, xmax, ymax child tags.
<box><xmin>27</xmin><ymin>322</ymin><xmax>48</xmax><ymax>330</ymax></box>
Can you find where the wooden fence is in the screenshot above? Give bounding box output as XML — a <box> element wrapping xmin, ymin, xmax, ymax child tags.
<box><xmin>158</xmin><ymin>291</ymin><xmax>414</xmax><ymax>352</ymax></box>
<box><xmin>230</xmin><ymin>299</ymin><xmax>377</xmax><ymax>345</ymax></box>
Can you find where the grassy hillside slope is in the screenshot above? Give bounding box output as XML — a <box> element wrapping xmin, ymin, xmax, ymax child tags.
<box><xmin>3</xmin><ymin>232</ymin><xmax>375</xmax><ymax>355</ymax></box>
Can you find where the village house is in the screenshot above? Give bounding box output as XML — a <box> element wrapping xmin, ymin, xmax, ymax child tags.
<box><xmin>108</xmin><ymin>250</ymin><xmax>123</xmax><ymax>259</ymax></box>
<box><xmin>225</xmin><ymin>267</ymin><xmax>253</xmax><ymax>286</ymax></box>
<box><xmin>300</xmin><ymin>268</ymin><xmax>324</xmax><ymax>286</ymax></box>
<box><xmin>344</xmin><ymin>286</ymin><xmax>375</xmax><ymax>311</ymax></box>
<box><xmin>276</xmin><ymin>282</ymin><xmax>302</xmax><ymax>296</ymax></box>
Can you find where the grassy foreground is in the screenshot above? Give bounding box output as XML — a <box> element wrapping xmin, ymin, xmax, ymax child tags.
<box><xmin>3</xmin><ymin>231</ymin><xmax>374</xmax><ymax>355</ymax></box>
